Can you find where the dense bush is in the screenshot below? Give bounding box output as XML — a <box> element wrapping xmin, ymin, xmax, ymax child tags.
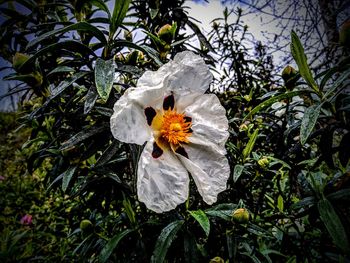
<box><xmin>0</xmin><ymin>0</ymin><xmax>349</xmax><ymax>262</ymax></box>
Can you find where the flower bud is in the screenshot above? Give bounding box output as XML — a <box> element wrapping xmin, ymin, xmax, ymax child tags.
<box><xmin>239</xmin><ymin>123</ymin><xmax>248</xmax><ymax>132</ymax></box>
<box><xmin>282</xmin><ymin>65</ymin><xmax>298</xmax><ymax>89</ymax></box>
<box><xmin>114</xmin><ymin>53</ymin><xmax>125</xmax><ymax>62</ymax></box>
<box><xmin>339</xmin><ymin>20</ymin><xmax>350</xmax><ymax>47</ymax></box>
<box><xmin>32</xmin><ymin>71</ymin><xmax>43</xmax><ymax>87</ymax></box>
<box><xmin>212</xmin><ymin>22</ymin><xmax>219</xmax><ymax>30</ymax></box>
<box><xmin>13</xmin><ymin>52</ymin><xmax>30</xmax><ymax>71</ymax></box>
<box><xmin>124</xmin><ymin>30</ymin><xmax>133</xmax><ymax>41</ymax></box>
<box><xmin>282</xmin><ymin>65</ymin><xmax>297</xmax><ymax>81</ymax></box>
<box><xmin>126</xmin><ymin>50</ymin><xmax>140</xmax><ymax>65</ymax></box>
<box><xmin>80</xmin><ymin>219</ymin><xmax>93</xmax><ymax>232</ymax></box>
<box><xmin>258</xmin><ymin>157</ymin><xmax>269</xmax><ymax>168</ymax></box>
<box><xmin>157</xmin><ymin>23</ymin><xmax>176</xmax><ymax>44</ymax></box>
<box><xmin>210</xmin><ymin>256</ymin><xmax>225</xmax><ymax>263</ymax></box>
<box><xmin>232</xmin><ymin>208</ymin><xmax>249</xmax><ymax>223</ymax></box>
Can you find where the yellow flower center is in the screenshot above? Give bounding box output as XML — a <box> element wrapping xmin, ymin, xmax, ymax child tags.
<box><xmin>160</xmin><ymin>110</ymin><xmax>192</xmax><ymax>145</ymax></box>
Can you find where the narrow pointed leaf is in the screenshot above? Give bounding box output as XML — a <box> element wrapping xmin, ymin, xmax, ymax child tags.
<box><xmin>300</xmin><ymin>104</ymin><xmax>321</xmax><ymax>145</ymax></box>
<box><xmin>20</xmin><ymin>41</ymin><xmax>96</xmax><ymax>70</ymax></box>
<box><xmin>26</xmin><ymin>22</ymin><xmax>107</xmax><ymax>50</ymax></box>
<box><xmin>151</xmin><ymin>220</ymin><xmax>184</xmax><ymax>263</ymax></box>
<box><xmin>62</xmin><ymin>166</ymin><xmax>77</xmax><ymax>192</ymax></box>
<box><xmin>91</xmin><ymin>0</ymin><xmax>111</xmax><ymax>18</ymax></box>
<box><xmin>243</xmin><ymin>128</ymin><xmax>259</xmax><ymax>160</ymax></box>
<box><xmin>205</xmin><ymin>203</ymin><xmax>237</xmax><ymax>221</ymax></box>
<box><xmin>318</xmin><ymin>198</ymin><xmax>350</xmax><ymax>253</ymax></box>
<box><xmin>95</xmin><ymin>141</ymin><xmax>119</xmax><ymax>167</ymax></box>
<box><xmin>323</xmin><ymin>68</ymin><xmax>350</xmax><ymax>101</ymax></box>
<box><xmin>188</xmin><ymin>210</ymin><xmax>210</xmax><ymax>236</ymax></box>
<box><xmin>243</xmin><ymin>90</ymin><xmax>312</xmax><ymax>121</ymax></box>
<box><xmin>60</xmin><ymin>125</ymin><xmax>108</xmax><ymax>150</ymax></box>
<box><xmin>84</xmin><ymin>86</ymin><xmax>98</xmax><ymax>114</ymax></box>
<box><xmin>99</xmin><ymin>229</ymin><xmax>133</xmax><ymax>263</ymax></box>
<box><xmin>48</xmin><ymin>66</ymin><xmax>74</xmax><ymax>76</ymax></box>
<box><xmin>95</xmin><ymin>58</ymin><xmax>115</xmax><ymax>101</ymax></box>
<box><xmin>51</xmin><ymin>72</ymin><xmax>89</xmax><ymax>99</ymax></box>
<box><xmin>290</xmin><ymin>31</ymin><xmax>319</xmax><ymax>92</ymax></box>
<box><xmin>233</xmin><ymin>164</ymin><xmax>244</xmax><ymax>182</ymax></box>
<box><xmin>110</xmin><ymin>0</ymin><xmax>131</xmax><ymax>35</ymax></box>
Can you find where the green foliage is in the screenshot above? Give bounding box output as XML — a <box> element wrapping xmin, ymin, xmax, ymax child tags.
<box><xmin>151</xmin><ymin>220</ymin><xmax>184</xmax><ymax>263</ymax></box>
<box><xmin>290</xmin><ymin>31</ymin><xmax>319</xmax><ymax>93</ymax></box>
<box><xmin>1</xmin><ymin>0</ymin><xmax>350</xmax><ymax>262</ymax></box>
<box><xmin>95</xmin><ymin>58</ymin><xmax>116</xmax><ymax>101</ymax></box>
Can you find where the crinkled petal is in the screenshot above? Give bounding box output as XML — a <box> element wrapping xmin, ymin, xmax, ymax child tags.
<box><xmin>137</xmin><ymin>140</ymin><xmax>189</xmax><ymax>213</ymax></box>
<box><xmin>165</xmin><ymin>51</ymin><xmax>212</xmax><ymax>96</ymax></box>
<box><xmin>180</xmin><ymin>94</ymin><xmax>229</xmax><ymax>149</ymax></box>
<box><xmin>137</xmin><ymin>60</ymin><xmax>174</xmax><ymax>88</ymax></box>
<box><xmin>176</xmin><ymin>135</ymin><xmax>230</xmax><ymax>205</ymax></box>
<box><xmin>110</xmin><ymin>85</ymin><xmax>165</xmax><ymax>145</ymax></box>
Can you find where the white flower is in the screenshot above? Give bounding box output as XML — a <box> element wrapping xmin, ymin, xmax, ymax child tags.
<box><xmin>110</xmin><ymin>51</ymin><xmax>230</xmax><ymax>213</ymax></box>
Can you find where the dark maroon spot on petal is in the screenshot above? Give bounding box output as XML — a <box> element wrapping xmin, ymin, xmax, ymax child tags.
<box><xmin>175</xmin><ymin>146</ymin><xmax>188</xmax><ymax>158</ymax></box>
<box><xmin>152</xmin><ymin>141</ymin><xmax>163</xmax><ymax>158</ymax></box>
<box><xmin>144</xmin><ymin>107</ymin><xmax>156</xmax><ymax>126</ymax></box>
<box><xmin>163</xmin><ymin>94</ymin><xmax>175</xmax><ymax>110</ymax></box>
<box><xmin>184</xmin><ymin>116</ymin><xmax>192</xmax><ymax>123</ymax></box>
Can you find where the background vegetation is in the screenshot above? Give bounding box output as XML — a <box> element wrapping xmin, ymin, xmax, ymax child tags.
<box><xmin>0</xmin><ymin>0</ymin><xmax>349</xmax><ymax>262</ymax></box>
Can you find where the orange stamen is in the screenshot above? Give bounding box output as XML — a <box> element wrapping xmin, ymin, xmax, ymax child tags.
<box><xmin>160</xmin><ymin>110</ymin><xmax>192</xmax><ymax>145</ymax></box>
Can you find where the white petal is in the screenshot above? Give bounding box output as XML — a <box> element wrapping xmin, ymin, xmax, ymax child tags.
<box><xmin>137</xmin><ymin>140</ymin><xmax>189</xmax><ymax>213</ymax></box>
<box><xmin>110</xmin><ymin>90</ymin><xmax>149</xmax><ymax>145</ymax></box>
<box><xmin>110</xmin><ymin>86</ymin><xmax>164</xmax><ymax>145</ymax></box>
<box><xmin>137</xmin><ymin>59</ymin><xmax>174</xmax><ymax>87</ymax></box>
<box><xmin>181</xmin><ymin>94</ymin><xmax>229</xmax><ymax>149</ymax></box>
<box><xmin>164</xmin><ymin>51</ymin><xmax>212</xmax><ymax>95</ymax></box>
<box><xmin>176</xmin><ymin>136</ymin><xmax>230</xmax><ymax>205</ymax></box>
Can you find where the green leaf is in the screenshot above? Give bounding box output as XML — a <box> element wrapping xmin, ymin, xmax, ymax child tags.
<box><xmin>290</xmin><ymin>196</ymin><xmax>316</xmax><ymax>210</ymax></box>
<box><xmin>46</xmin><ymin>173</ymin><xmax>64</xmax><ymax>193</ymax></box>
<box><xmin>277</xmin><ymin>195</ymin><xmax>284</xmax><ymax>212</ymax></box>
<box><xmin>99</xmin><ymin>229</ymin><xmax>133</xmax><ymax>263</ymax></box>
<box><xmin>327</xmin><ymin>189</ymin><xmax>350</xmax><ymax>202</ymax></box>
<box><xmin>318</xmin><ymin>198</ymin><xmax>350</xmax><ymax>253</ymax></box>
<box><xmin>187</xmin><ymin>19</ymin><xmax>214</xmax><ymax>52</ymax></box>
<box><xmin>243</xmin><ymin>128</ymin><xmax>259</xmax><ymax>160</ymax></box>
<box><xmin>60</xmin><ymin>124</ymin><xmax>108</xmax><ymax>151</ymax></box>
<box><xmin>62</xmin><ymin>166</ymin><xmax>77</xmax><ymax>192</ymax></box>
<box><xmin>26</xmin><ymin>22</ymin><xmax>107</xmax><ymax>50</ymax></box>
<box><xmin>139</xmin><ymin>45</ymin><xmax>163</xmax><ymax>66</ymax></box>
<box><xmin>95</xmin><ymin>141</ymin><xmax>120</xmax><ymax>167</ymax></box>
<box><xmin>233</xmin><ymin>164</ymin><xmax>244</xmax><ymax>182</ymax></box>
<box><xmin>95</xmin><ymin>58</ymin><xmax>115</xmax><ymax>101</ymax></box>
<box><xmin>90</xmin><ymin>0</ymin><xmax>111</xmax><ymax>18</ymax></box>
<box><xmin>110</xmin><ymin>0</ymin><xmax>131</xmax><ymax>36</ymax></box>
<box><xmin>183</xmin><ymin>232</ymin><xmax>199</xmax><ymax>263</ymax></box>
<box><xmin>113</xmin><ymin>40</ymin><xmax>163</xmax><ymax>66</ymax></box>
<box><xmin>20</xmin><ymin>41</ymin><xmax>96</xmax><ymax>71</ymax></box>
<box><xmin>290</xmin><ymin>31</ymin><xmax>319</xmax><ymax>93</ymax></box>
<box><xmin>243</xmin><ymin>90</ymin><xmax>313</xmax><ymax>121</ymax></box>
<box><xmin>149</xmin><ymin>8</ymin><xmax>159</xmax><ymax>19</ymax></box>
<box><xmin>84</xmin><ymin>86</ymin><xmax>98</xmax><ymax>114</ymax></box>
<box><xmin>300</xmin><ymin>104</ymin><xmax>321</xmax><ymax>145</ymax></box>
<box><xmin>188</xmin><ymin>210</ymin><xmax>210</xmax><ymax>237</ymax></box>
<box><xmin>205</xmin><ymin>203</ymin><xmax>237</xmax><ymax>221</ymax></box>
<box><xmin>151</xmin><ymin>220</ymin><xmax>184</xmax><ymax>263</ymax></box>
<box><xmin>48</xmin><ymin>66</ymin><xmax>74</xmax><ymax>76</ymax></box>
<box><xmin>323</xmin><ymin>67</ymin><xmax>350</xmax><ymax>101</ymax></box>
<box><xmin>51</xmin><ymin>72</ymin><xmax>89</xmax><ymax>100</ymax></box>
<box><xmin>122</xmin><ymin>198</ymin><xmax>136</xmax><ymax>225</ymax></box>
